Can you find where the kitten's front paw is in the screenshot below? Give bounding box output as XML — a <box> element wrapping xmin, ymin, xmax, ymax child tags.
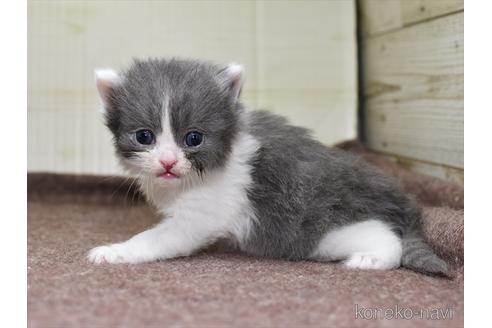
<box><xmin>88</xmin><ymin>244</ymin><xmax>126</xmax><ymax>264</ymax></box>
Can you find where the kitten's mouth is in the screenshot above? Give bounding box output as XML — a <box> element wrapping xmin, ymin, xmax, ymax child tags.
<box><xmin>157</xmin><ymin>171</ymin><xmax>179</xmax><ymax>179</ymax></box>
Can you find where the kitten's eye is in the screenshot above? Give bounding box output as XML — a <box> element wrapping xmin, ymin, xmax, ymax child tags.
<box><xmin>135</xmin><ymin>129</ymin><xmax>155</xmax><ymax>145</ymax></box>
<box><xmin>185</xmin><ymin>131</ymin><xmax>203</xmax><ymax>147</ymax></box>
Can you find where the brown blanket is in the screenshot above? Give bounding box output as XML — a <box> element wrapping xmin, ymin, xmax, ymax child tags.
<box><xmin>27</xmin><ymin>144</ymin><xmax>464</xmax><ymax>328</ymax></box>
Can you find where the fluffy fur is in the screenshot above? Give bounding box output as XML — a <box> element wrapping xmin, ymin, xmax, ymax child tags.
<box><xmin>89</xmin><ymin>58</ymin><xmax>448</xmax><ymax>276</ymax></box>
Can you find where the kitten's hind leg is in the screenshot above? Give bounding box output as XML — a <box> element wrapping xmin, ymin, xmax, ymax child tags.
<box><xmin>310</xmin><ymin>219</ymin><xmax>402</xmax><ymax>270</ymax></box>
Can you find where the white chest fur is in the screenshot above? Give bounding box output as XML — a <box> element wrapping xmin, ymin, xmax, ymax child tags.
<box><xmin>147</xmin><ymin>131</ymin><xmax>260</xmax><ymax>245</ymax></box>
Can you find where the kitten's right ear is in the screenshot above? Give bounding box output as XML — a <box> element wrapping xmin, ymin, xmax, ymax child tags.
<box><xmin>95</xmin><ymin>68</ymin><xmax>121</xmax><ymax>108</ymax></box>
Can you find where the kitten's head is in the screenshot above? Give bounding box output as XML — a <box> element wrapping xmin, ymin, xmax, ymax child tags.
<box><xmin>95</xmin><ymin>58</ymin><xmax>244</xmax><ymax>185</ymax></box>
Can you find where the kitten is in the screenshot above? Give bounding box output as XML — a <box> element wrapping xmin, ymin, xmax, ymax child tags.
<box><xmin>88</xmin><ymin>58</ymin><xmax>448</xmax><ymax>276</ymax></box>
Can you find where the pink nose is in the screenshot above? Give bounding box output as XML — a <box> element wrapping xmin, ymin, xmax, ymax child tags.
<box><xmin>160</xmin><ymin>159</ymin><xmax>177</xmax><ymax>171</ymax></box>
<box><xmin>159</xmin><ymin>150</ymin><xmax>177</xmax><ymax>170</ymax></box>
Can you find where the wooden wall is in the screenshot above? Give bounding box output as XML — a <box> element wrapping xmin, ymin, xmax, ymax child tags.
<box><xmin>359</xmin><ymin>0</ymin><xmax>464</xmax><ymax>185</ymax></box>
<box><xmin>28</xmin><ymin>0</ymin><xmax>357</xmax><ymax>175</ymax></box>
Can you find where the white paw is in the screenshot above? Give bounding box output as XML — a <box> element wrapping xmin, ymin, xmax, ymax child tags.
<box><xmin>344</xmin><ymin>253</ymin><xmax>398</xmax><ymax>270</ymax></box>
<box><xmin>87</xmin><ymin>244</ymin><xmax>126</xmax><ymax>264</ymax></box>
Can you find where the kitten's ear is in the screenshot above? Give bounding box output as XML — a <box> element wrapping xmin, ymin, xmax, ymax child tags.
<box><xmin>217</xmin><ymin>63</ymin><xmax>245</xmax><ymax>101</ymax></box>
<box><xmin>95</xmin><ymin>68</ymin><xmax>121</xmax><ymax>108</ymax></box>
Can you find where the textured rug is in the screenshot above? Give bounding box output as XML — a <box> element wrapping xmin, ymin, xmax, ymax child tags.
<box><xmin>27</xmin><ymin>144</ymin><xmax>464</xmax><ymax>328</ymax></box>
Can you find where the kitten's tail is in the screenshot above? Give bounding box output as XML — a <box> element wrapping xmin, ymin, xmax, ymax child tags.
<box><xmin>401</xmin><ymin>229</ymin><xmax>449</xmax><ymax>277</ymax></box>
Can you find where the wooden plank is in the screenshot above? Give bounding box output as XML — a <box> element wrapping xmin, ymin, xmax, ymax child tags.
<box><xmin>402</xmin><ymin>0</ymin><xmax>464</xmax><ymax>25</ymax></box>
<box><xmin>362</xmin><ymin>13</ymin><xmax>463</xmax><ymax>168</ymax></box>
<box><xmin>359</xmin><ymin>0</ymin><xmax>402</xmax><ymax>37</ymax></box>
<box><xmin>392</xmin><ymin>156</ymin><xmax>463</xmax><ymax>186</ymax></box>
<box><xmin>359</xmin><ymin>0</ymin><xmax>464</xmax><ymax>37</ymax></box>
<box><xmin>376</xmin><ymin>152</ymin><xmax>464</xmax><ymax>186</ymax></box>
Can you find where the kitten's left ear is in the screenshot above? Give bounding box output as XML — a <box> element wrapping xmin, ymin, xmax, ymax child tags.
<box><xmin>95</xmin><ymin>68</ymin><xmax>121</xmax><ymax>108</ymax></box>
<box><xmin>217</xmin><ymin>63</ymin><xmax>245</xmax><ymax>101</ymax></box>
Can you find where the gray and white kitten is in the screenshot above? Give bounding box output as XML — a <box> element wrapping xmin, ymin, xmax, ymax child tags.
<box><xmin>88</xmin><ymin>58</ymin><xmax>448</xmax><ymax>276</ymax></box>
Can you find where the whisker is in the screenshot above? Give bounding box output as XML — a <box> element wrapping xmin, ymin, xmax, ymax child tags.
<box><xmin>109</xmin><ymin>175</ymin><xmax>131</xmax><ymax>201</ymax></box>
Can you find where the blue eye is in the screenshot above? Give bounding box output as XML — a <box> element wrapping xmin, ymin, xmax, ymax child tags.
<box><xmin>185</xmin><ymin>131</ymin><xmax>203</xmax><ymax>147</ymax></box>
<box><xmin>135</xmin><ymin>129</ymin><xmax>154</xmax><ymax>145</ymax></box>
